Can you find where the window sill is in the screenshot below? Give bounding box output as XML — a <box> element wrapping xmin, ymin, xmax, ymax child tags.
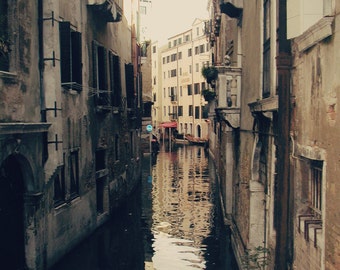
<box><xmin>295</xmin><ymin>16</ymin><xmax>334</xmax><ymax>52</ymax></box>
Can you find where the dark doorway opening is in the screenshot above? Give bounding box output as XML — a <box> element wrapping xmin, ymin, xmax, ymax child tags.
<box><xmin>0</xmin><ymin>155</ymin><xmax>26</xmax><ymax>269</ymax></box>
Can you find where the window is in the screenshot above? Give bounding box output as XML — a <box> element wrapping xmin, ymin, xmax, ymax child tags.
<box><xmin>311</xmin><ymin>160</ymin><xmax>323</xmax><ymax>216</ymax></box>
<box><xmin>202</xmin><ymin>105</ymin><xmax>208</xmax><ymax>118</ymax></box>
<box><xmin>195</xmin><ymin>106</ymin><xmax>200</xmax><ymax>119</ymax></box>
<box><xmin>195</xmin><ymin>63</ymin><xmax>199</xmax><ymax>72</ymax></box>
<box><xmin>189</xmin><ymin>65</ymin><xmax>192</xmax><ymax>74</ymax></box>
<box><xmin>95</xmin><ymin>149</ymin><xmax>106</xmax><ymax>171</ymax></box>
<box><xmin>109</xmin><ymin>52</ymin><xmax>122</xmax><ymax>107</ymax></box>
<box><xmin>178</xmin><ymin>106</ymin><xmax>183</xmax><ymax>116</ymax></box>
<box><xmin>189</xmin><ymin>105</ymin><xmax>193</xmax><ymax>116</ymax></box>
<box><xmin>93</xmin><ymin>41</ymin><xmax>108</xmax><ymax>105</ymax></box>
<box><xmin>194</xmin><ymin>83</ymin><xmax>200</xmax><ymax>94</ymax></box>
<box><xmin>185</xmin><ymin>34</ymin><xmax>190</xmax><ymax>42</ymax></box>
<box><xmin>263</xmin><ymin>0</ymin><xmax>270</xmax><ymax>98</ymax></box>
<box><xmin>171</xmin><ymin>53</ymin><xmax>177</xmax><ymax>62</ymax></box>
<box><xmin>153</xmin><ymin>93</ymin><xmax>156</xmax><ymax>102</ymax></box>
<box><xmin>167</xmin><ymin>55</ymin><xmax>170</xmax><ymax>63</ymax></box>
<box><xmin>125</xmin><ymin>63</ymin><xmax>134</xmax><ymax>109</ymax></box>
<box><xmin>60</xmin><ymin>22</ymin><xmax>82</xmax><ymax>90</ymax></box>
<box><xmin>0</xmin><ymin>0</ymin><xmax>9</xmax><ymax>71</ymax></box>
<box><xmin>54</xmin><ymin>166</ymin><xmax>65</xmax><ymax>207</ymax></box>
<box><xmin>153</xmin><ymin>46</ymin><xmax>156</xmax><ymax>53</ymax></box>
<box><xmin>170</xmin><ymin>87</ymin><xmax>176</xmax><ymax>101</ymax></box>
<box><xmin>200</xmin><ymin>44</ymin><xmax>205</xmax><ymax>53</ymax></box>
<box><xmin>201</xmin><ymin>82</ymin><xmax>206</xmax><ymax>90</ymax></box>
<box><xmin>188</xmin><ymin>48</ymin><xmax>192</xmax><ymax>57</ymax></box>
<box><xmin>69</xmin><ymin>150</ymin><xmax>79</xmax><ymax>199</ymax></box>
<box><xmin>153</xmin><ymin>76</ymin><xmax>156</xmax><ymax>85</ymax></box>
<box><xmin>170</xmin><ymin>69</ymin><xmax>177</xmax><ymax>77</ymax></box>
<box><xmin>196</xmin><ymin>27</ymin><xmax>199</xmax><ymax>36</ymax></box>
<box><xmin>195</xmin><ymin>46</ymin><xmax>199</xmax><ymax>55</ymax></box>
<box><xmin>178</xmin><ymin>51</ymin><xmax>182</xmax><ymax>60</ymax></box>
<box><xmin>187</xmin><ymin>84</ymin><xmax>192</xmax><ymax>95</ymax></box>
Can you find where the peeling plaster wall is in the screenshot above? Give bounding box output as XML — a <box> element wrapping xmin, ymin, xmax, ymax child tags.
<box><xmin>291</xmin><ymin>8</ymin><xmax>340</xmax><ymax>270</ymax></box>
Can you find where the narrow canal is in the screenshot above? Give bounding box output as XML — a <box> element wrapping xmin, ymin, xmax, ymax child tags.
<box><xmin>50</xmin><ymin>145</ymin><xmax>237</xmax><ymax>270</ymax></box>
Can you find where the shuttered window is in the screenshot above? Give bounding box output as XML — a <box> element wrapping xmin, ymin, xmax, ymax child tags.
<box><xmin>109</xmin><ymin>52</ymin><xmax>122</xmax><ymax>107</ymax></box>
<box><xmin>92</xmin><ymin>41</ymin><xmax>109</xmax><ymax>105</ymax></box>
<box><xmin>69</xmin><ymin>150</ymin><xmax>79</xmax><ymax>199</ymax></box>
<box><xmin>125</xmin><ymin>63</ymin><xmax>134</xmax><ymax>109</ymax></box>
<box><xmin>59</xmin><ymin>22</ymin><xmax>82</xmax><ymax>90</ymax></box>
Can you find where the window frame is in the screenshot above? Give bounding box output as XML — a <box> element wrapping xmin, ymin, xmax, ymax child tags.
<box><xmin>60</xmin><ymin>22</ymin><xmax>83</xmax><ymax>90</ymax></box>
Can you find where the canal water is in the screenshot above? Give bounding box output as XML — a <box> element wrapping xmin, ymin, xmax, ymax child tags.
<box><xmin>50</xmin><ymin>145</ymin><xmax>237</xmax><ymax>270</ymax></box>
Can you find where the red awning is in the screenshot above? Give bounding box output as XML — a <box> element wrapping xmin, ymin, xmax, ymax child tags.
<box><xmin>160</xmin><ymin>122</ymin><xmax>177</xmax><ymax>128</ymax></box>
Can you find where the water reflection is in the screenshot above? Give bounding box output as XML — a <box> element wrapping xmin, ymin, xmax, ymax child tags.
<box><xmin>49</xmin><ymin>146</ymin><xmax>236</xmax><ymax>270</ymax></box>
<box><xmin>50</xmin><ymin>188</ymin><xmax>144</xmax><ymax>270</ymax></box>
<box><xmin>142</xmin><ymin>146</ymin><xmax>233</xmax><ymax>270</ymax></box>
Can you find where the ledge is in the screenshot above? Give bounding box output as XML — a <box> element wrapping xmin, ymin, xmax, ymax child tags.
<box><xmin>295</xmin><ymin>16</ymin><xmax>334</xmax><ymax>52</ymax></box>
<box><xmin>215</xmin><ymin>108</ymin><xmax>240</xmax><ymax>128</ymax></box>
<box><xmin>0</xmin><ymin>122</ymin><xmax>51</xmax><ymax>135</ymax></box>
<box><xmin>248</xmin><ymin>96</ymin><xmax>278</xmax><ymax>113</ymax></box>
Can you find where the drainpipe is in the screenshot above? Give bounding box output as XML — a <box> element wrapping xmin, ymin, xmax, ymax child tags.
<box><xmin>38</xmin><ymin>0</ymin><xmax>48</xmax><ymax>164</ymax></box>
<box><xmin>38</xmin><ymin>0</ymin><xmax>46</xmax><ymax>122</ymax></box>
<box><xmin>275</xmin><ymin>0</ymin><xmax>292</xmax><ymax>269</ymax></box>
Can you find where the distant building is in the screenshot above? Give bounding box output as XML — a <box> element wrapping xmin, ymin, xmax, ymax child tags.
<box><xmin>152</xmin><ymin>19</ymin><xmax>211</xmax><ymax>142</ymax></box>
<box><xmin>0</xmin><ymin>0</ymin><xmax>142</xmax><ymax>268</ymax></box>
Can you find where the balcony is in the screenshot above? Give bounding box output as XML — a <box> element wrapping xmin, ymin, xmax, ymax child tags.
<box><xmin>215</xmin><ymin>66</ymin><xmax>242</xmax><ymax>128</ymax></box>
<box><xmin>87</xmin><ymin>0</ymin><xmax>122</xmax><ymax>22</ymax></box>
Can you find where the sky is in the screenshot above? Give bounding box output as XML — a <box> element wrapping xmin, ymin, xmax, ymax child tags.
<box><xmin>148</xmin><ymin>0</ymin><xmax>209</xmax><ymax>45</ymax></box>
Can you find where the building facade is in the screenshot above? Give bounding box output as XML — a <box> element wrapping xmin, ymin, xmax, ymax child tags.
<box><xmin>152</xmin><ymin>19</ymin><xmax>211</xmax><ymax>141</ymax></box>
<box><xmin>0</xmin><ymin>0</ymin><xmax>142</xmax><ymax>269</ymax></box>
<box><xmin>208</xmin><ymin>0</ymin><xmax>340</xmax><ymax>269</ymax></box>
<box><xmin>288</xmin><ymin>0</ymin><xmax>338</xmax><ymax>269</ymax></box>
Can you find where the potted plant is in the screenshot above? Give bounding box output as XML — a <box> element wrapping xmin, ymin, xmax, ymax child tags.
<box><xmin>202</xmin><ymin>88</ymin><xmax>216</xmax><ymax>102</ymax></box>
<box><xmin>201</xmin><ymin>65</ymin><xmax>218</xmax><ymax>84</ymax></box>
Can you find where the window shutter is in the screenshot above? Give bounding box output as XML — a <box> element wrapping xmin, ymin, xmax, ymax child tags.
<box><xmin>102</xmin><ymin>47</ymin><xmax>108</xmax><ymax>91</ymax></box>
<box><xmin>71</xmin><ymin>31</ymin><xmax>82</xmax><ymax>86</ymax></box>
<box><xmin>59</xmin><ymin>22</ymin><xmax>71</xmax><ymax>83</ymax></box>
<box><xmin>92</xmin><ymin>40</ymin><xmax>98</xmax><ymax>89</ymax></box>
<box><xmin>125</xmin><ymin>63</ymin><xmax>134</xmax><ymax>108</ymax></box>
<box><xmin>113</xmin><ymin>55</ymin><xmax>121</xmax><ymax>107</ymax></box>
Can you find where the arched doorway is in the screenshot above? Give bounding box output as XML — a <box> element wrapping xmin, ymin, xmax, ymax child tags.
<box><xmin>0</xmin><ymin>155</ymin><xmax>26</xmax><ymax>269</ymax></box>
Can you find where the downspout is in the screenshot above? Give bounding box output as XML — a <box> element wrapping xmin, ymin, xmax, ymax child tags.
<box><xmin>38</xmin><ymin>0</ymin><xmax>48</xmax><ymax>163</ymax></box>
<box><xmin>38</xmin><ymin>0</ymin><xmax>46</xmax><ymax>122</ymax></box>
<box><xmin>275</xmin><ymin>0</ymin><xmax>292</xmax><ymax>269</ymax></box>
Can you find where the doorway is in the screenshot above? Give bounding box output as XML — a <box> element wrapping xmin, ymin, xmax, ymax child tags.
<box><xmin>0</xmin><ymin>155</ymin><xmax>26</xmax><ymax>269</ymax></box>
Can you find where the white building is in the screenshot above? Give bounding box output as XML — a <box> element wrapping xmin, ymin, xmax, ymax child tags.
<box><xmin>152</xmin><ymin>19</ymin><xmax>211</xmax><ymax>140</ymax></box>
